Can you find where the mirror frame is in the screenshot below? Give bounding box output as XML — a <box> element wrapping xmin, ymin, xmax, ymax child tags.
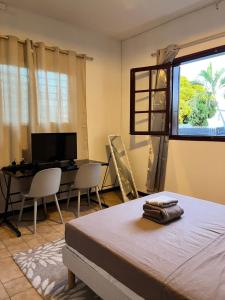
<box><xmin>108</xmin><ymin>134</ymin><xmax>139</xmax><ymax>202</ymax></box>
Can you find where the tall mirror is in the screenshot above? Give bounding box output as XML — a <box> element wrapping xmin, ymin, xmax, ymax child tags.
<box><xmin>108</xmin><ymin>135</ymin><xmax>138</xmax><ymax>202</ymax></box>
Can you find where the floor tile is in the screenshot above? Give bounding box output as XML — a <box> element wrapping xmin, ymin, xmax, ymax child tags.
<box><xmin>0</xmin><ymin>229</ymin><xmax>15</xmax><ymax>240</ymax></box>
<box><xmin>10</xmin><ymin>288</ymin><xmax>42</xmax><ymax>300</ymax></box>
<box><xmin>33</xmin><ymin>224</ymin><xmax>55</xmax><ymax>234</ymax></box>
<box><xmin>18</xmin><ymin>226</ymin><xmax>33</xmax><ymax>235</ymax></box>
<box><xmin>7</xmin><ymin>242</ymin><xmax>30</xmax><ymax>256</ymax></box>
<box><xmin>21</xmin><ymin>232</ymin><xmax>43</xmax><ymax>242</ymax></box>
<box><xmin>26</xmin><ymin>237</ymin><xmax>46</xmax><ymax>249</ymax></box>
<box><xmin>3</xmin><ymin>276</ymin><xmax>31</xmax><ymax>297</ymax></box>
<box><xmin>0</xmin><ymin>282</ymin><xmax>8</xmax><ymax>300</ymax></box>
<box><xmin>0</xmin><ymin>248</ymin><xmax>11</xmax><ymax>258</ymax></box>
<box><xmin>0</xmin><ymin>241</ymin><xmax>5</xmax><ymax>250</ymax></box>
<box><xmin>2</xmin><ymin>238</ymin><xmax>24</xmax><ymax>248</ymax></box>
<box><xmin>41</xmin><ymin>231</ymin><xmax>63</xmax><ymax>242</ymax></box>
<box><xmin>51</xmin><ymin>223</ymin><xmax>65</xmax><ymax>233</ymax></box>
<box><xmin>0</xmin><ymin>257</ymin><xmax>23</xmax><ymax>283</ymax></box>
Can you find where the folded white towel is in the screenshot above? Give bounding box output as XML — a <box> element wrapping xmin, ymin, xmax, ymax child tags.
<box><xmin>146</xmin><ymin>195</ymin><xmax>178</xmax><ymax>208</ymax></box>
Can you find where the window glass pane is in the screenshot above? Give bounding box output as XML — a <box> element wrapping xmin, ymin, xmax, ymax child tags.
<box><xmin>151</xmin><ymin>113</ymin><xmax>166</xmax><ymax>132</ymax></box>
<box><xmin>135</xmin><ymin>71</ymin><xmax>149</xmax><ymax>90</ymax></box>
<box><xmin>135</xmin><ymin>113</ymin><xmax>149</xmax><ymax>132</ymax></box>
<box><xmin>0</xmin><ymin>64</ymin><xmax>28</xmax><ymax>124</ymax></box>
<box><xmin>135</xmin><ymin>92</ymin><xmax>149</xmax><ymax>111</ymax></box>
<box><xmin>178</xmin><ymin>52</ymin><xmax>225</xmax><ymax>137</ymax></box>
<box><xmin>151</xmin><ymin>91</ymin><xmax>166</xmax><ymax>110</ymax></box>
<box><xmin>36</xmin><ymin>70</ymin><xmax>69</xmax><ymax>123</ymax></box>
<box><xmin>152</xmin><ymin>69</ymin><xmax>167</xmax><ymax>89</ymax></box>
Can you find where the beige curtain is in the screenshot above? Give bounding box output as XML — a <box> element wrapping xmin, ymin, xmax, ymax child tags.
<box><xmin>0</xmin><ymin>36</ymin><xmax>88</xmax><ymax>166</ymax></box>
<box><xmin>0</xmin><ymin>36</ymin><xmax>30</xmax><ymax>165</ymax></box>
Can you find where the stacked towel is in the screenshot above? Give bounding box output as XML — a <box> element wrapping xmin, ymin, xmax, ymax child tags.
<box><xmin>143</xmin><ymin>196</ymin><xmax>184</xmax><ymax>224</ymax></box>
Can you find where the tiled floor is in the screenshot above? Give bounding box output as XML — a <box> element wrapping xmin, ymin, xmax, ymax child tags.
<box><xmin>0</xmin><ymin>191</ymin><xmax>122</xmax><ymax>300</ymax></box>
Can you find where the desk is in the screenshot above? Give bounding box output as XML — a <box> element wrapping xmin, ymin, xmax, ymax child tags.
<box><xmin>0</xmin><ymin>159</ymin><xmax>108</xmax><ymax>237</ymax></box>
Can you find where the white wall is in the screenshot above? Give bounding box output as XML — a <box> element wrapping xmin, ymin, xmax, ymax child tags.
<box><xmin>122</xmin><ymin>2</ymin><xmax>225</xmax><ymax>204</ymax></box>
<box><xmin>0</xmin><ymin>6</ymin><xmax>122</xmax><ymax>212</ymax></box>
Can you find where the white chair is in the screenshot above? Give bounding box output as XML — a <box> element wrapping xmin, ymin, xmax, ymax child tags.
<box><xmin>18</xmin><ymin>168</ymin><xmax>64</xmax><ymax>233</ymax></box>
<box><xmin>67</xmin><ymin>163</ymin><xmax>102</xmax><ymax>217</ymax></box>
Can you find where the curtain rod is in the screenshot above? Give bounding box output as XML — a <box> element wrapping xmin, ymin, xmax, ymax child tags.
<box><xmin>0</xmin><ymin>35</ymin><xmax>94</xmax><ymax>61</ymax></box>
<box><xmin>151</xmin><ymin>30</ymin><xmax>225</xmax><ymax>57</ymax></box>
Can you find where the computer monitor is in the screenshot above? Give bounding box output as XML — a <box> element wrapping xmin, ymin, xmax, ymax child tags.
<box><xmin>31</xmin><ymin>132</ymin><xmax>77</xmax><ymax>163</ymax></box>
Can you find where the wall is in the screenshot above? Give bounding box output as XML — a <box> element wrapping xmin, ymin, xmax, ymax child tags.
<box><xmin>122</xmin><ymin>1</ymin><xmax>225</xmax><ymax>204</ymax></box>
<box><xmin>0</xmin><ymin>6</ymin><xmax>122</xmax><ymax>212</ymax></box>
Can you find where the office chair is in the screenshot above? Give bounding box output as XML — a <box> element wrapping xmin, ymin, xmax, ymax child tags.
<box><xmin>18</xmin><ymin>168</ymin><xmax>64</xmax><ymax>233</ymax></box>
<box><xmin>67</xmin><ymin>163</ymin><xmax>102</xmax><ymax>217</ymax></box>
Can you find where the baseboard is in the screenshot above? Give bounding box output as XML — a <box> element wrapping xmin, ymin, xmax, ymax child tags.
<box><xmin>138</xmin><ymin>191</ymin><xmax>149</xmax><ymax>196</ymax></box>
<box><xmin>0</xmin><ymin>187</ymin><xmax>149</xmax><ymax>218</ymax></box>
<box><xmin>0</xmin><ymin>186</ymin><xmax>119</xmax><ymax>217</ymax></box>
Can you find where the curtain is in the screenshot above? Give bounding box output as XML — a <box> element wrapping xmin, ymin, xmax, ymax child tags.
<box><xmin>146</xmin><ymin>44</ymin><xmax>179</xmax><ymax>193</ymax></box>
<box><xmin>0</xmin><ymin>36</ymin><xmax>88</xmax><ymax>166</ymax></box>
<box><xmin>0</xmin><ymin>36</ymin><xmax>30</xmax><ymax>165</ymax></box>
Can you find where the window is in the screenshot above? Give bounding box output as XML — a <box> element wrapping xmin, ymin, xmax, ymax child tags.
<box><xmin>130</xmin><ymin>64</ymin><xmax>171</xmax><ymax>135</ymax></box>
<box><xmin>172</xmin><ymin>45</ymin><xmax>225</xmax><ymax>140</ymax></box>
<box><xmin>130</xmin><ymin>45</ymin><xmax>225</xmax><ymax>141</ymax></box>
<box><xmin>0</xmin><ymin>64</ymin><xmax>29</xmax><ymax>124</ymax></box>
<box><xmin>36</xmin><ymin>70</ymin><xmax>69</xmax><ymax>123</ymax></box>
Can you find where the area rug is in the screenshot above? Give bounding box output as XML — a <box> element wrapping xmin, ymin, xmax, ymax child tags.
<box><xmin>13</xmin><ymin>238</ymin><xmax>99</xmax><ymax>299</ymax></box>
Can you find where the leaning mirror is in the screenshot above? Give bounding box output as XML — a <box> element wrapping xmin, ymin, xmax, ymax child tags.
<box><xmin>108</xmin><ymin>135</ymin><xmax>138</xmax><ymax>202</ymax></box>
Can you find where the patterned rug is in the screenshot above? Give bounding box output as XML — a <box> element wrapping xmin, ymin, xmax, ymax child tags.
<box><xmin>13</xmin><ymin>239</ymin><xmax>99</xmax><ymax>299</ymax></box>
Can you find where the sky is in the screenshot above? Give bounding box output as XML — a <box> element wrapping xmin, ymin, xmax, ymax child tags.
<box><xmin>180</xmin><ymin>52</ymin><xmax>225</xmax><ymax>81</ymax></box>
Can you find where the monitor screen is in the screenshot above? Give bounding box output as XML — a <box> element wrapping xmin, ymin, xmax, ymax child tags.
<box><xmin>31</xmin><ymin>133</ymin><xmax>77</xmax><ymax>163</ymax></box>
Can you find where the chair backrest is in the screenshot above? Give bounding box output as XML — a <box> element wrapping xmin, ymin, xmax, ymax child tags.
<box><xmin>28</xmin><ymin>168</ymin><xmax>62</xmax><ymax>198</ymax></box>
<box><xmin>75</xmin><ymin>163</ymin><xmax>101</xmax><ymax>189</ymax></box>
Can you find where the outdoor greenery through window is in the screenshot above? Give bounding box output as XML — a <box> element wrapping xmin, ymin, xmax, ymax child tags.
<box><xmin>173</xmin><ymin>50</ymin><xmax>225</xmax><ymax>138</ymax></box>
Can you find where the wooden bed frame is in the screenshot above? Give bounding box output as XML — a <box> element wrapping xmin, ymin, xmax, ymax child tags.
<box><xmin>62</xmin><ymin>245</ymin><xmax>143</xmax><ymax>300</ymax></box>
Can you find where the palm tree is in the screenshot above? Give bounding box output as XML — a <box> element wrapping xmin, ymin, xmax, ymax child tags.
<box><xmin>193</xmin><ymin>63</ymin><xmax>225</xmax><ymax>99</ymax></box>
<box><xmin>193</xmin><ymin>63</ymin><xmax>225</xmax><ymax>128</ymax></box>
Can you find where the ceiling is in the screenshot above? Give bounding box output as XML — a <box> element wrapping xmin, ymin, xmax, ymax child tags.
<box><xmin>3</xmin><ymin>0</ymin><xmax>219</xmax><ymax>39</ymax></box>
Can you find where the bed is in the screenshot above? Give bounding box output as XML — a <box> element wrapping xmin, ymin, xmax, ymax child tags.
<box><xmin>63</xmin><ymin>191</ymin><xmax>225</xmax><ymax>300</ymax></box>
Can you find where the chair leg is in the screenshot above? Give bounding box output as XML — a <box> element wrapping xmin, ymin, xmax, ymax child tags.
<box><xmin>54</xmin><ymin>194</ymin><xmax>64</xmax><ymax>224</ymax></box>
<box><xmin>18</xmin><ymin>196</ymin><xmax>25</xmax><ymax>222</ymax></box>
<box><xmin>87</xmin><ymin>189</ymin><xmax>91</xmax><ymax>207</ymax></box>
<box><xmin>95</xmin><ymin>186</ymin><xmax>102</xmax><ymax>210</ymax></box>
<box><xmin>33</xmin><ymin>199</ymin><xmax>38</xmax><ymax>234</ymax></box>
<box><xmin>43</xmin><ymin>197</ymin><xmax>47</xmax><ymax>215</ymax></box>
<box><xmin>67</xmin><ymin>185</ymin><xmax>72</xmax><ymax>208</ymax></box>
<box><xmin>77</xmin><ymin>190</ymin><xmax>81</xmax><ymax>217</ymax></box>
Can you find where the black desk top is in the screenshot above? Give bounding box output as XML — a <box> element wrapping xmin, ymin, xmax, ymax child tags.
<box><xmin>2</xmin><ymin>159</ymin><xmax>108</xmax><ymax>179</ymax></box>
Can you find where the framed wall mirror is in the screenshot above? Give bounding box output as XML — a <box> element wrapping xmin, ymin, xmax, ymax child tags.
<box><xmin>108</xmin><ymin>135</ymin><xmax>138</xmax><ymax>202</ymax></box>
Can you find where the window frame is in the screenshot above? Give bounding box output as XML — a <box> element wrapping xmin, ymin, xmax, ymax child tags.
<box><xmin>170</xmin><ymin>44</ymin><xmax>225</xmax><ymax>142</ymax></box>
<box><xmin>130</xmin><ymin>63</ymin><xmax>171</xmax><ymax>135</ymax></box>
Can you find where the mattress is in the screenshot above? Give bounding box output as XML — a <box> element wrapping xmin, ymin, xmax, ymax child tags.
<box><xmin>65</xmin><ymin>191</ymin><xmax>225</xmax><ymax>300</ymax></box>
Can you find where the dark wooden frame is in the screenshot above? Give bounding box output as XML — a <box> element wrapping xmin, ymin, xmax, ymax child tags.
<box><xmin>170</xmin><ymin>44</ymin><xmax>225</xmax><ymax>141</ymax></box>
<box><xmin>130</xmin><ymin>63</ymin><xmax>171</xmax><ymax>135</ymax></box>
<box><xmin>129</xmin><ymin>44</ymin><xmax>225</xmax><ymax>140</ymax></box>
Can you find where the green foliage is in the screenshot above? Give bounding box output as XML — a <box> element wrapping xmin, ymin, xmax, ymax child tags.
<box><xmin>188</xmin><ymin>92</ymin><xmax>217</xmax><ymax>126</ymax></box>
<box><xmin>179</xmin><ymin>75</ymin><xmax>217</xmax><ymax>126</ymax></box>
<box><xmin>179</xmin><ymin>76</ymin><xmax>207</xmax><ymax>124</ymax></box>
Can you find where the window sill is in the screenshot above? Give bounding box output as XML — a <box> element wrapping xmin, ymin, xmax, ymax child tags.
<box><xmin>169</xmin><ymin>135</ymin><xmax>225</xmax><ymax>142</ymax></box>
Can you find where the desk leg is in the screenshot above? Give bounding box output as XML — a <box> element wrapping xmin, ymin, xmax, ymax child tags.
<box><xmin>1</xmin><ymin>175</ymin><xmax>21</xmax><ymax>237</ymax></box>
